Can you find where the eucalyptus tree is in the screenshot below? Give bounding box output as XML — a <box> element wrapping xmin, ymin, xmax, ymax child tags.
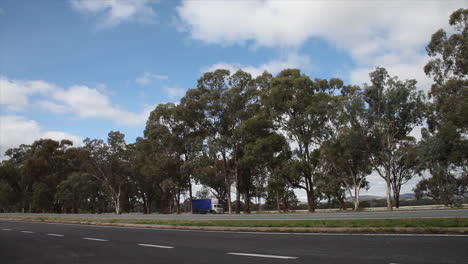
<box><xmin>128</xmin><ymin>139</ymin><xmax>159</xmax><ymax>214</ymax></box>
<box><xmin>416</xmin><ymin>8</ymin><xmax>468</xmax><ymax>205</ymax></box>
<box><xmin>23</xmin><ymin>139</ymin><xmax>76</xmax><ymax>212</ymax></box>
<box><xmin>264</xmin><ymin>69</ymin><xmax>340</xmax><ymax>212</ymax></box>
<box><xmin>390</xmin><ymin>139</ymin><xmax>420</xmax><ymax>208</ymax></box>
<box><xmin>320</xmin><ymin>84</ymin><xmax>372</xmax><ymax>211</ymax></box>
<box><xmin>321</xmin><ymin>127</ymin><xmax>371</xmax><ymax>211</ymax></box>
<box><xmin>178</xmin><ymin>88</ymin><xmax>214</xmax><ymax>212</ymax></box>
<box><xmin>240</xmin><ymin>112</ymin><xmax>288</xmax><ymax>213</ymax></box>
<box><xmin>192</xmin><ymin>155</ymin><xmax>229</xmax><ymax>206</ymax></box>
<box><xmin>144</xmin><ymin>103</ymin><xmax>187</xmax><ymax>213</ymax></box>
<box><xmin>55</xmin><ymin>172</ymin><xmax>103</xmax><ymax>213</ymax></box>
<box><xmin>0</xmin><ymin>144</ymin><xmax>31</xmax><ymax>212</ymax></box>
<box><xmin>83</xmin><ymin>131</ymin><xmax>129</xmax><ymax>214</ymax></box>
<box><xmin>193</xmin><ymin>69</ymin><xmax>234</xmax><ymax>213</ymax></box>
<box><xmin>194</xmin><ymin>69</ymin><xmax>259</xmax><ymax>213</ymax></box>
<box><xmin>363</xmin><ymin>67</ymin><xmax>426</xmax><ymax>210</ymax></box>
<box><xmin>267</xmin><ymin>158</ymin><xmax>297</xmax><ymax>212</ymax></box>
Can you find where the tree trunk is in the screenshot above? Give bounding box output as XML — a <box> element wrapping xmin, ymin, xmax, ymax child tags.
<box><xmin>257</xmin><ymin>196</ymin><xmax>261</xmax><ymax>212</ymax></box>
<box><xmin>235</xmin><ymin>166</ymin><xmax>241</xmax><ymax>214</ymax></box>
<box><xmin>244</xmin><ymin>189</ymin><xmax>251</xmax><ymax>213</ymax></box>
<box><xmin>353</xmin><ymin>186</ymin><xmax>360</xmax><ymax>211</ymax></box>
<box><xmin>224</xmin><ymin>173</ymin><xmax>232</xmax><ymax>214</ymax></box>
<box><xmin>306</xmin><ymin>189</ymin><xmax>315</xmax><ymax>213</ymax></box>
<box><xmin>276</xmin><ymin>190</ymin><xmax>281</xmax><ymax>212</ymax></box>
<box><xmin>188</xmin><ymin>178</ymin><xmax>193</xmax><ymax>213</ymax></box>
<box><xmin>394</xmin><ymin>191</ymin><xmax>400</xmax><ymax>208</ymax></box>
<box><xmin>175</xmin><ymin>190</ymin><xmax>181</xmax><ymax>214</ymax></box>
<box><xmin>337</xmin><ymin>196</ymin><xmax>346</xmax><ymax>210</ymax></box>
<box><xmin>282</xmin><ymin>193</ymin><xmax>289</xmax><ymax>212</ymax></box>
<box><xmin>142</xmin><ymin>194</ymin><xmax>149</xmax><ymax>214</ymax></box>
<box><xmin>385</xmin><ymin>176</ymin><xmax>393</xmax><ymax>211</ymax></box>
<box><xmin>114</xmin><ymin>198</ymin><xmax>120</xmax><ymax>214</ymax></box>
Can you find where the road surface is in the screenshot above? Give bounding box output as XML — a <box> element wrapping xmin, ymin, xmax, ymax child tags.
<box><xmin>2</xmin><ymin>208</ymin><xmax>468</xmax><ymax>220</ymax></box>
<box><xmin>1</xmin><ymin>220</ymin><xmax>467</xmax><ymax>264</ymax></box>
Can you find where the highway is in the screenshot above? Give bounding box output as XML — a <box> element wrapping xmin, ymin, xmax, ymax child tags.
<box><xmin>1</xmin><ymin>220</ymin><xmax>467</xmax><ymax>264</ymax></box>
<box><xmin>2</xmin><ymin>208</ymin><xmax>468</xmax><ymax>220</ymax></box>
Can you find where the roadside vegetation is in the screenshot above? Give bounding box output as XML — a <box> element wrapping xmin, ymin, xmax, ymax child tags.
<box><xmin>0</xmin><ymin>9</ymin><xmax>466</xmax><ymax>215</ymax></box>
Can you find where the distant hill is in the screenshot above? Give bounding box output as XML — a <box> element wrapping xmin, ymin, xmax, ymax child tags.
<box><xmin>345</xmin><ymin>193</ymin><xmax>416</xmax><ymax>201</ymax></box>
<box><xmin>399</xmin><ymin>193</ymin><xmax>416</xmax><ymax>200</ymax></box>
<box><xmin>346</xmin><ymin>195</ymin><xmax>384</xmax><ymax>201</ymax></box>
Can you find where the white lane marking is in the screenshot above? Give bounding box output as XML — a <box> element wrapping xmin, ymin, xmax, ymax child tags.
<box><xmin>47</xmin><ymin>233</ymin><xmax>64</xmax><ymax>237</ymax></box>
<box><xmin>138</xmin><ymin>243</ymin><xmax>174</xmax><ymax>249</ymax></box>
<box><xmin>82</xmin><ymin>237</ymin><xmax>108</xmax><ymax>242</ymax></box>
<box><xmin>21</xmin><ymin>231</ymin><xmax>35</xmax><ymax>233</ymax></box>
<box><xmin>227</xmin><ymin>252</ymin><xmax>297</xmax><ymax>259</ymax></box>
<box><xmin>1</xmin><ymin>228</ymin><xmax>12</xmax><ymax>231</ymax></box>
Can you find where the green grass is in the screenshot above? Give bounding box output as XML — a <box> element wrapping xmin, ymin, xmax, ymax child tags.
<box><xmin>5</xmin><ymin>216</ymin><xmax>466</xmax><ymax>228</ymax></box>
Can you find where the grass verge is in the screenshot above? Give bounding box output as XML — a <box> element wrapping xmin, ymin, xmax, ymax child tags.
<box><xmin>1</xmin><ymin>216</ymin><xmax>467</xmax><ymax>234</ymax></box>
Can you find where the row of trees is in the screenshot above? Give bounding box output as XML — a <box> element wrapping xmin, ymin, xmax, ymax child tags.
<box><xmin>0</xmin><ymin>9</ymin><xmax>466</xmax><ymax>214</ymax></box>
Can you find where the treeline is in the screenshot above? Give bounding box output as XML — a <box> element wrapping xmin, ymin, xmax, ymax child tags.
<box><xmin>0</xmin><ymin>9</ymin><xmax>466</xmax><ymax>214</ymax></box>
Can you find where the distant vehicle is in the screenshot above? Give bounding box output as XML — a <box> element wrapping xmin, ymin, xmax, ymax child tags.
<box><xmin>192</xmin><ymin>198</ymin><xmax>223</xmax><ymax>214</ymax></box>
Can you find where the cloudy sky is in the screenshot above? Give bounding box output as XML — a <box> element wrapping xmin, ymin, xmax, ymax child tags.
<box><xmin>0</xmin><ymin>0</ymin><xmax>465</xmax><ymax>198</ymax></box>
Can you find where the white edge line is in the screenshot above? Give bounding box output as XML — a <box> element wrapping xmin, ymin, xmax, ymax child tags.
<box><xmin>82</xmin><ymin>237</ymin><xmax>108</xmax><ymax>242</ymax></box>
<box><xmin>138</xmin><ymin>243</ymin><xmax>174</xmax><ymax>249</ymax></box>
<box><xmin>227</xmin><ymin>252</ymin><xmax>297</xmax><ymax>259</ymax></box>
<box><xmin>20</xmin><ymin>230</ymin><xmax>34</xmax><ymax>233</ymax></box>
<box><xmin>47</xmin><ymin>233</ymin><xmax>64</xmax><ymax>237</ymax></box>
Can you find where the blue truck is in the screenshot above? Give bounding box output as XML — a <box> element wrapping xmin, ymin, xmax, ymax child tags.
<box><xmin>192</xmin><ymin>198</ymin><xmax>223</xmax><ymax>214</ymax></box>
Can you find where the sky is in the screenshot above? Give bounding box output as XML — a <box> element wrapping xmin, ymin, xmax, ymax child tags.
<box><xmin>0</xmin><ymin>0</ymin><xmax>466</xmax><ymax>199</ymax></box>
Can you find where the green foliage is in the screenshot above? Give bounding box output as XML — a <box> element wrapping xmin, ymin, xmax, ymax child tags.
<box><xmin>0</xmin><ymin>10</ymin><xmax>465</xmax><ymax>214</ymax></box>
<box><xmin>416</xmin><ymin>8</ymin><xmax>468</xmax><ymax>206</ymax></box>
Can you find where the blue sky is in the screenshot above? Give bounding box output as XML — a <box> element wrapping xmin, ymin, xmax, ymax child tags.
<box><xmin>0</xmin><ymin>0</ymin><xmax>465</xmax><ymax>197</ymax></box>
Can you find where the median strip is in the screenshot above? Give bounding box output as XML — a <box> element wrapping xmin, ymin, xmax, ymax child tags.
<box><xmin>1</xmin><ymin>216</ymin><xmax>467</xmax><ymax>234</ymax></box>
<box><xmin>138</xmin><ymin>243</ymin><xmax>174</xmax><ymax>249</ymax></box>
<box><xmin>83</xmin><ymin>237</ymin><xmax>108</xmax><ymax>242</ymax></box>
<box><xmin>227</xmin><ymin>252</ymin><xmax>298</xmax><ymax>259</ymax></box>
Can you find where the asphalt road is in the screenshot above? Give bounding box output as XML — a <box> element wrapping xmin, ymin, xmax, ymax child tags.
<box><xmin>1</xmin><ymin>220</ymin><xmax>467</xmax><ymax>264</ymax></box>
<box><xmin>2</xmin><ymin>208</ymin><xmax>468</xmax><ymax>220</ymax></box>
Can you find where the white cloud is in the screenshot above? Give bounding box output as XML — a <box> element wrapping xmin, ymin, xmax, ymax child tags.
<box><xmin>349</xmin><ymin>54</ymin><xmax>434</xmax><ymax>92</ymax></box>
<box><xmin>47</xmin><ymin>85</ymin><xmax>150</xmax><ymax>126</ymax></box>
<box><xmin>177</xmin><ymin>0</ymin><xmax>463</xmax><ymax>89</ymax></box>
<box><xmin>37</xmin><ymin>100</ymin><xmax>70</xmax><ymax>114</ymax></box>
<box><xmin>1</xmin><ymin>76</ymin><xmax>151</xmax><ymax>127</ymax></box>
<box><xmin>0</xmin><ymin>115</ymin><xmax>82</xmax><ymax>159</ymax></box>
<box><xmin>71</xmin><ymin>0</ymin><xmax>157</xmax><ymax>28</ymax></box>
<box><xmin>204</xmin><ymin>53</ymin><xmax>313</xmax><ymax>77</ymax></box>
<box><xmin>0</xmin><ymin>76</ymin><xmax>56</xmax><ymax>111</ymax></box>
<box><xmin>163</xmin><ymin>86</ymin><xmax>186</xmax><ymax>99</ymax></box>
<box><xmin>177</xmin><ymin>1</ymin><xmax>459</xmax><ymax>52</ymax></box>
<box><xmin>136</xmin><ymin>71</ymin><xmax>168</xmax><ymax>86</ymax></box>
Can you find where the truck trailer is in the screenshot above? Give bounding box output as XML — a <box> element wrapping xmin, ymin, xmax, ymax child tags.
<box><xmin>192</xmin><ymin>198</ymin><xmax>223</xmax><ymax>214</ymax></box>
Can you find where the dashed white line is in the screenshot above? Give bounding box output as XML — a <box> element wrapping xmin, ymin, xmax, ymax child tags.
<box><xmin>21</xmin><ymin>231</ymin><xmax>35</xmax><ymax>234</ymax></box>
<box><xmin>227</xmin><ymin>252</ymin><xmax>298</xmax><ymax>259</ymax></box>
<box><xmin>82</xmin><ymin>237</ymin><xmax>108</xmax><ymax>242</ymax></box>
<box><xmin>1</xmin><ymin>228</ymin><xmax>12</xmax><ymax>231</ymax></box>
<box><xmin>47</xmin><ymin>233</ymin><xmax>64</xmax><ymax>237</ymax></box>
<box><xmin>138</xmin><ymin>243</ymin><xmax>174</xmax><ymax>249</ymax></box>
